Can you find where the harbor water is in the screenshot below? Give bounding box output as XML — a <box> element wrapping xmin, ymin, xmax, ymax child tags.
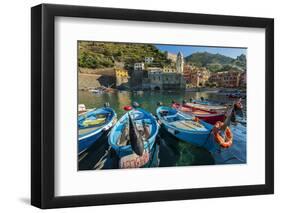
<box><xmin>78</xmin><ymin>90</ymin><xmax>247</xmax><ymax>170</ymax></box>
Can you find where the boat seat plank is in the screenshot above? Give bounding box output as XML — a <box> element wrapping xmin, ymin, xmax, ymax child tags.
<box><xmin>79</xmin><ymin>126</ymin><xmax>101</xmax><ymax>135</ymax></box>
<box><xmin>170</xmin><ymin>120</ymin><xmax>207</xmax><ymax>131</ymax></box>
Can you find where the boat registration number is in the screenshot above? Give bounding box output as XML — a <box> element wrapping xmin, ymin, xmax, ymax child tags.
<box><xmin>119</xmin><ymin>151</ymin><xmax>150</xmax><ymax>169</ymax></box>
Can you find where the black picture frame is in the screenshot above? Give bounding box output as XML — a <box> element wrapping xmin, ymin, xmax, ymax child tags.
<box><xmin>31</xmin><ymin>3</ymin><xmax>274</xmax><ymax>209</ymax></box>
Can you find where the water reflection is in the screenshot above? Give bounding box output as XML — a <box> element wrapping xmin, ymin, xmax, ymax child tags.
<box><xmin>78</xmin><ymin>90</ymin><xmax>246</xmax><ymax>170</ymax></box>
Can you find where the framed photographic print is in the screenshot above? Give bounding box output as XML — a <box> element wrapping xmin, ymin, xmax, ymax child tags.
<box><xmin>31</xmin><ymin>4</ymin><xmax>274</xmax><ymax>209</ymax></box>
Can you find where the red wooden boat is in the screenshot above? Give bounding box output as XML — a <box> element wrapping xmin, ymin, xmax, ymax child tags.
<box><xmin>172</xmin><ymin>102</ymin><xmax>227</xmax><ymax>125</ymax></box>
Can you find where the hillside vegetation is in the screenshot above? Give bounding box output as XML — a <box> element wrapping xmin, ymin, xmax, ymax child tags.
<box><xmin>78</xmin><ymin>41</ymin><xmax>171</xmax><ymax>70</ymax></box>
<box><xmin>78</xmin><ymin>42</ymin><xmax>246</xmax><ymax>73</ymax></box>
<box><xmin>185</xmin><ymin>52</ymin><xmax>246</xmax><ymax>72</ymax></box>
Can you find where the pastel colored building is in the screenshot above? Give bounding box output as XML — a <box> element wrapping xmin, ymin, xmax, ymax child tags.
<box><xmin>209</xmin><ymin>70</ymin><xmax>241</xmax><ymax>87</ymax></box>
<box><xmin>115</xmin><ymin>68</ymin><xmax>129</xmax><ymax>88</ymax></box>
<box><xmin>184</xmin><ymin>64</ymin><xmax>210</xmax><ymax>87</ymax></box>
<box><xmin>134</xmin><ymin>62</ymin><xmax>145</xmax><ymax>71</ymax></box>
<box><xmin>239</xmin><ymin>71</ymin><xmax>246</xmax><ymax>87</ymax></box>
<box><xmin>142</xmin><ymin>52</ymin><xmax>185</xmax><ymax>90</ymax></box>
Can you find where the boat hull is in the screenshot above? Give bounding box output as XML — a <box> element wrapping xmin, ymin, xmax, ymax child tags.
<box><xmin>182</xmin><ymin>102</ymin><xmax>227</xmax><ymax>112</ymax></box>
<box><xmin>197</xmin><ymin>114</ymin><xmax>225</xmax><ymax>125</ymax></box>
<box><xmin>79</xmin><ymin>131</ymin><xmax>104</xmax><ymax>154</ymax></box>
<box><xmin>108</xmin><ymin>108</ymin><xmax>159</xmax><ymax>168</ymax></box>
<box><xmin>162</xmin><ymin>124</ymin><xmax>211</xmax><ymax>146</ymax></box>
<box><xmin>157</xmin><ymin>106</ymin><xmax>215</xmax><ymax>150</ymax></box>
<box><xmin>78</xmin><ymin>107</ymin><xmax>117</xmax><ymax>154</ymax></box>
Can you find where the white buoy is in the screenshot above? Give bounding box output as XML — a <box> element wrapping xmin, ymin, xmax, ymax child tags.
<box><xmin>78</xmin><ymin>104</ymin><xmax>86</xmax><ymax>114</ymax></box>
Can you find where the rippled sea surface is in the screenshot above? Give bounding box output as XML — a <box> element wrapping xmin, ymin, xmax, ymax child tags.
<box><xmin>78</xmin><ymin>90</ymin><xmax>246</xmax><ymax>170</ymax></box>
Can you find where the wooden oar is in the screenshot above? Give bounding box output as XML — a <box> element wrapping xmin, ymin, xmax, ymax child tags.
<box><xmin>128</xmin><ymin>111</ymin><xmax>145</xmax><ymax>156</ymax></box>
<box><xmin>221</xmin><ymin>104</ymin><xmax>235</xmax><ymax>130</ymax></box>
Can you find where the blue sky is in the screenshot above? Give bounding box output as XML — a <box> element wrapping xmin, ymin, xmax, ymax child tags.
<box><xmin>155</xmin><ymin>44</ymin><xmax>246</xmax><ymax>59</ymax></box>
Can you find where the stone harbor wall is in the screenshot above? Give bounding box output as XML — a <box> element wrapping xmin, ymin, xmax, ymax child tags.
<box><xmin>79</xmin><ymin>73</ymin><xmax>115</xmax><ymax>90</ymax></box>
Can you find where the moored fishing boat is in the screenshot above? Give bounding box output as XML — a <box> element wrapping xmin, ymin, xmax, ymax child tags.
<box><xmin>78</xmin><ymin>106</ymin><xmax>117</xmax><ymax>154</ymax></box>
<box><xmin>156</xmin><ymin>106</ymin><xmax>215</xmax><ymax>149</ymax></box>
<box><xmin>108</xmin><ymin>105</ymin><xmax>159</xmax><ymax>169</ymax></box>
<box><xmin>181</xmin><ymin>101</ymin><xmax>228</xmax><ymax>113</ymax></box>
<box><xmin>172</xmin><ymin>102</ymin><xmax>226</xmax><ymax>125</ymax></box>
<box><xmin>190</xmin><ymin>97</ymin><xmax>211</xmax><ymax>105</ymax></box>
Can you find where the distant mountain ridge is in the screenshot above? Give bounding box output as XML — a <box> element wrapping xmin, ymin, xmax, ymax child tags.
<box><xmin>185</xmin><ymin>52</ymin><xmax>246</xmax><ymax>72</ymax></box>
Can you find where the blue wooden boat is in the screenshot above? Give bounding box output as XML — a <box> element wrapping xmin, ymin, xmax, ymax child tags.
<box><xmin>156</xmin><ymin>106</ymin><xmax>214</xmax><ymax>149</ymax></box>
<box><xmin>78</xmin><ymin>107</ymin><xmax>117</xmax><ymax>154</ymax></box>
<box><xmin>108</xmin><ymin>107</ymin><xmax>159</xmax><ymax>168</ymax></box>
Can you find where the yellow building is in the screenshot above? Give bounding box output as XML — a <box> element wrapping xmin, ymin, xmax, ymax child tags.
<box><xmin>115</xmin><ymin>68</ymin><xmax>128</xmax><ymax>78</ymax></box>
<box><xmin>115</xmin><ymin>68</ymin><xmax>129</xmax><ymax>87</ymax></box>
<box><xmin>163</xmin><ymin>66</ymin><xmax>176</xmax><ymax>73</ymax></box>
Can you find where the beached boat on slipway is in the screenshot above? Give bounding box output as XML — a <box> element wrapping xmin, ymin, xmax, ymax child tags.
<box><xmin>108</xmin><ymin>107</ymin><xmax>159</xmax><ymax>169</ymax></box>
<box><xmin>156</xmin><ymin>106</ymin><xmax>216</xmax><ymax>149</ymax></box>
<box><xmin>78</xmin><ymin>107</ymin><xmax>117</xmax><ymax>154</ymax></box>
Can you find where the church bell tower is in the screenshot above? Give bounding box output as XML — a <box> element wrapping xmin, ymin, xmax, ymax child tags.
<box><xmin>176</xmin><ymin>52</ymin><xmax>184</xmax><ymax>73</ymax></box>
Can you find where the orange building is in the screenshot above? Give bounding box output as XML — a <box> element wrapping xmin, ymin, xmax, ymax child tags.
<box><xmin>209</xmin><ymin>70</ymin><xmax>241</xmax><ymax>88</ymax></box>
<box><xmin>183</xmin><ymin>64</ymin><xmax>210</xmax><ymax>87</ymax></box>
<box><xmin>239</xmin><ymin>71</ymin><xmax>246</xmax><ymax>87</ymax></box>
